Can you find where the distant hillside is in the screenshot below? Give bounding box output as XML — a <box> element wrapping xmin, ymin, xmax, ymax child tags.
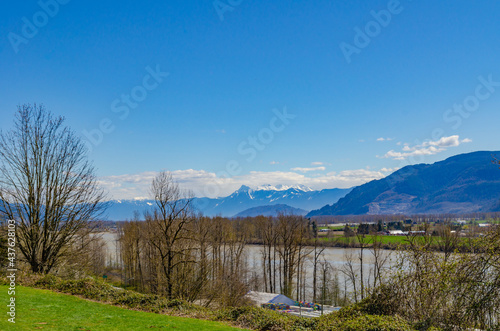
<box><xmin>233</xmin><ymin>204</ymin><xmax>308</xmax><ymax>217</ymax></box>
<box><xmin>308</xmin><ymin>151</ymin><xmax>500</xmax><ymax>216</ymax></box>
<box><xmin>104</xmin><ymin>199</ymin><xmax>155</xmax><ymax>220</ymax></box>
<box><xmin>104</xmin><ymin>185</ymin><xmax>351</xmax><ymax>220</ymax></box>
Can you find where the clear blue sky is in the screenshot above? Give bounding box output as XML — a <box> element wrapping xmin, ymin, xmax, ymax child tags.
<box><xmin>1</xmin><ymin>0</ymin><xmax>500</xmax><ymax>199</ymax></box>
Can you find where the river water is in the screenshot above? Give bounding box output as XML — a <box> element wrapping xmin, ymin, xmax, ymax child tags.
<box><xmin>244</xmin><ymin>244</ymin><xmax>395</xmax><ymax>300</ymax></box>
<box><xmin>98</xmin><ymin>232</ymin><xmax>395</xmax><ymax>301</ymax></box>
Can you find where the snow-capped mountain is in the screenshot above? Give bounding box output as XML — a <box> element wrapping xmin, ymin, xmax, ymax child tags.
<box><xmin>103</xmin><ymin>185</ymin><xmax>351</xmax><ymax>220</ymax></box>
<box><xmin>254</xmin><ymin>184</ymin><xmax>314</xmax><ymax>192</ymax></box>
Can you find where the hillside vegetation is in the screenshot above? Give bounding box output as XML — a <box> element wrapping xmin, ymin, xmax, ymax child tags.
<box><xmin>0</xmin><ymin>276</ymin><xmax>416</xmax><ymax>331</ymax></box>
<box><xmin>308</xmin><ymin>151</ymin><xmax>500</xmax><ymax>216</ymax></box>
<box><xmin>0</xmin><ymin>285</ymin><xmax>244</xmax><ymax>331</ymax></box>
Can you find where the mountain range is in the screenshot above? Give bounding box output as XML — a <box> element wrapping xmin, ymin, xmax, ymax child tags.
<box><xmin>104</xmin><ymin>184</ymin><xmax>351</xmax><ymax>220</ymax></box>
<box><xmin>234</xmin><ymin>204</ymin><xmax>308</xmax><ymax>217</ymax></box>
<box><xmin>104</xmin><ymin>151</ymin><xmax>500</xmax><ymax>220</ymax></box>
<box><xmin>307</xmin><ymin>151</ymin><xmax>500</xmax><ymax>216</ymax></box>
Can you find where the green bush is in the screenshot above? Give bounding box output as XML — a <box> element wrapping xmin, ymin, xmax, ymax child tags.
<box><xmin>339</xmin><ymin>315</ymin><xmax>414</xmax><ymax>331</ymax></box>
<box><xmin>213</xmin><ymin>306</ymin><xmax>318</xmax><ymax>331</ymax></box>
<box><xmin>166</xmin><ymin>298</ymin><xmax>185</xmax><ymax>308</ymax></box>
<box><xmin>318</xmin><ymin>312</ymin><xmax>413</xmax><ymax>331</ymax></box>
<box><xmin>215</xmin><ymin>306</ymin><xmax>254</xmax><ymax>321</ymax></box>
<box><xmin>29</xmin><ymin>274</ymin><xmax>202</xmax><ymax>315</ymax></box>
<box><xmin>355</xmin><ymin>285</ymin><xmax>401</xmax><ymax>316</ymax></box>
<box><xmin>113</xmin><ymin>292</ymin><xmax>157</xmax><ymax>307</ymax></box>
<box><xmin>235</xmin><ymin>307</ymin><xmax>288</xmax><ymax>330</ymax></box>
<box><xmin>33</xmin><ymin>274</ymin><xmax>59</xmax><ymax>287</ymax></box>
<box><xmin>56</xmin><ymin>278</ymin><xmax>117</xmax><ymax>301</ymax></box>
<box><xmin>20</xmin><ymin>274</ymin><xmax>420</xmax><ymax>331</ymax></box>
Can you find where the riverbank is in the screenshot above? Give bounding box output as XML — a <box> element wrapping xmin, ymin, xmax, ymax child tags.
<box><xmin>247</xmin><ymin>234</ymin><xmax>476</xmax><ymax>253</ymax></box>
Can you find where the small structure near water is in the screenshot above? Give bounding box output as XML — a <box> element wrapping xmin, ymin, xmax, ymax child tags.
<box><xmin>245</xmin><ymin>291</ymin><xmax>340</xmax><ymax>318</ymax></box>
<box><xmin>245</xmin><ymin>291</ymin><xmax>296</xmax><ymax>307</ymax></box>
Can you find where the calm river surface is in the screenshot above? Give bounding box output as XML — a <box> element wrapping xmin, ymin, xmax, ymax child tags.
<box><xmin>99</xmin><ymin>231</ymin><xmax>395</xmax><ymax>299</ymax></box>
<box><xmin>99</xmin><ymin>232</ymin><xmax>394</xmax><ymax>269</ymax></box>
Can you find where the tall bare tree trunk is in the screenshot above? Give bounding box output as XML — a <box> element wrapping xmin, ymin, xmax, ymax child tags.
<box><xmin>0</xmin><ymin>105</ymin><xmax>106</xmax><ymax>274</ymax></box>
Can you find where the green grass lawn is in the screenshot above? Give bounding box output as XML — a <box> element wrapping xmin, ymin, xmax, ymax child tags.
<box><xmin>367</xmin><ymin>235</ymin><xmax>409</xmax><ymax>245</ymax></box>
<box><xmin>0</xmin><ymin>285</ymin><xmax>246</xmax><ymax>331</ymax></box>
<box><xmin>321</xmin><ymin>234</ymin><xmax>409</xmax><ymax>245</ymax></box>
<box><xmin>318</xmin><ymin>225</ymin><xmax>345</xmax><ymax>231</ymax></box>
<box><xmin>321</xmin><ymin>234</ymin><xmax>477</xmax><ymax>249</ymax></box>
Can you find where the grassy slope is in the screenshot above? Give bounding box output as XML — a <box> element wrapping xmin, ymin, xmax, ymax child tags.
<box><xmin>0</xmin><ymin>285</ymin><xmax>245</xmax><ymax>331</ymax></box>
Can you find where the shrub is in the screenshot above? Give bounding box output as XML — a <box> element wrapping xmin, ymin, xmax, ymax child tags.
<box><xmin>338</xmin><ymin>315</ymin><xmax>414</xmax><ymax>331</ymax></box>
<box><xmin>56</xmin><ymin>278</ymin><xmax>118</xmax><ymax>301</ymax></box>
<box><xmin>166</xmin><ymin>298</ymin><xmax>184</xmax><ymax>308</ymax></box>
<box><xmin>353</xmin><ymin>284</ymin><xmax>401</xmax><ymax>316</ymax></box>
<box><xmin>18</xmin><ymin>273</ymin><xmax>420</xmax><ymax>331</ymax></box>
<box><xmin>318</xmin><ymin>312</ymin><xmax>413</xmax><ymax>331</ymax></box>
<box><xmin>33</xmin><ymin>274</ymin><xmax>59</xmax><ymax>287</ymax></box>
<box><xmin>214</xmin><ymin>306</ymin><xmax>313</xmax><ymax>331</ymax></box>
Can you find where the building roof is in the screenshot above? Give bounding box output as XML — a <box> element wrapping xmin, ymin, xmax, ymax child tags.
<box><xmin>245</xmin><ymin>291</ymin><xmax>296</xmax><ymax>306</ymax></box>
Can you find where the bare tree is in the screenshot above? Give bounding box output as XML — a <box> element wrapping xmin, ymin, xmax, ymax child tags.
<box><xmin>312</xmin><ymin>233</ymin><xmax>325</xmax><ymax>303</ymax></box>
<box><xmin>119</xmin><ymin>215</ymin><xmax>145</xmax><ymax>291</ymax></box>
<box><xmin>341</xmin><ymin>249</ymin><xmax>359</xmax><ymax>302</ymax></box>
<box><xmin>356</xmin><ymin>232</ymin><xmax>372</xmax><ymax>300</ymax></box>
<box><xmin>146</xmin><ymin>171</ymin><xmax>194</xmax><ymax>299</ymax></box>
<box><xmin>370</xmin><ymin>232</ymin><xmax>389</xmax><ymax>290</ymax></box>
<box><xmin>257</xmin><ymin>216</ymin><xmax>278</xmax><ymax>293</ymax></box>
<box><xmin>436</xmin><ymin>224</ymin><xmax>460</xmax><ymax>261</ymax></box>
<box><xmin>275</xmin><ymin>214</ymin><xmax>307</xmax><ymax>298</ymax></box>
<box><xmin>0</xmin><ymin>105</ymin><xmax>106</xmax><ymax>274</ymax></box>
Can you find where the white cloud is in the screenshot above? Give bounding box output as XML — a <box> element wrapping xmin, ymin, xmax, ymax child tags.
<box><xmin>98</xmin><ymin>167</ymin><xmax>389</xmax><ymax>200</ymax></box>
<box><xmin>311</xmin><ymin>161</ymin><xmax>324</xmax><ymax>166</ymax></box>
<box><xmin>380</xmin><ymin>167</ymin><xmax>400</xmax><ymax>173</ymax></box>
<box><xmin>239</xmin><ymin>169</ymin><xmax>386</xmax><ymax>193</ymax></box>
<box><xmin>270</xmin><ymin>161</ymin><xmax>279</xmax><ymax>165</ymax></box>
<box><xmin>97</xmin><ymin>169</ymin><xmax>218</xmax><ymax>200</ymax></box>
<box><xmin>291</xmin><ymin>166</ymin><xmax>326</xmax><ymax>173</ymax></box>
<box><xmin>380</xmin><ymin>135</ymin><xmax>472</xmax><ymax>160</ymax></box>
<box><xmin>377</xmin><ymin>137</ymin><xmax>394</xmax><ymax>142</ymax></box>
